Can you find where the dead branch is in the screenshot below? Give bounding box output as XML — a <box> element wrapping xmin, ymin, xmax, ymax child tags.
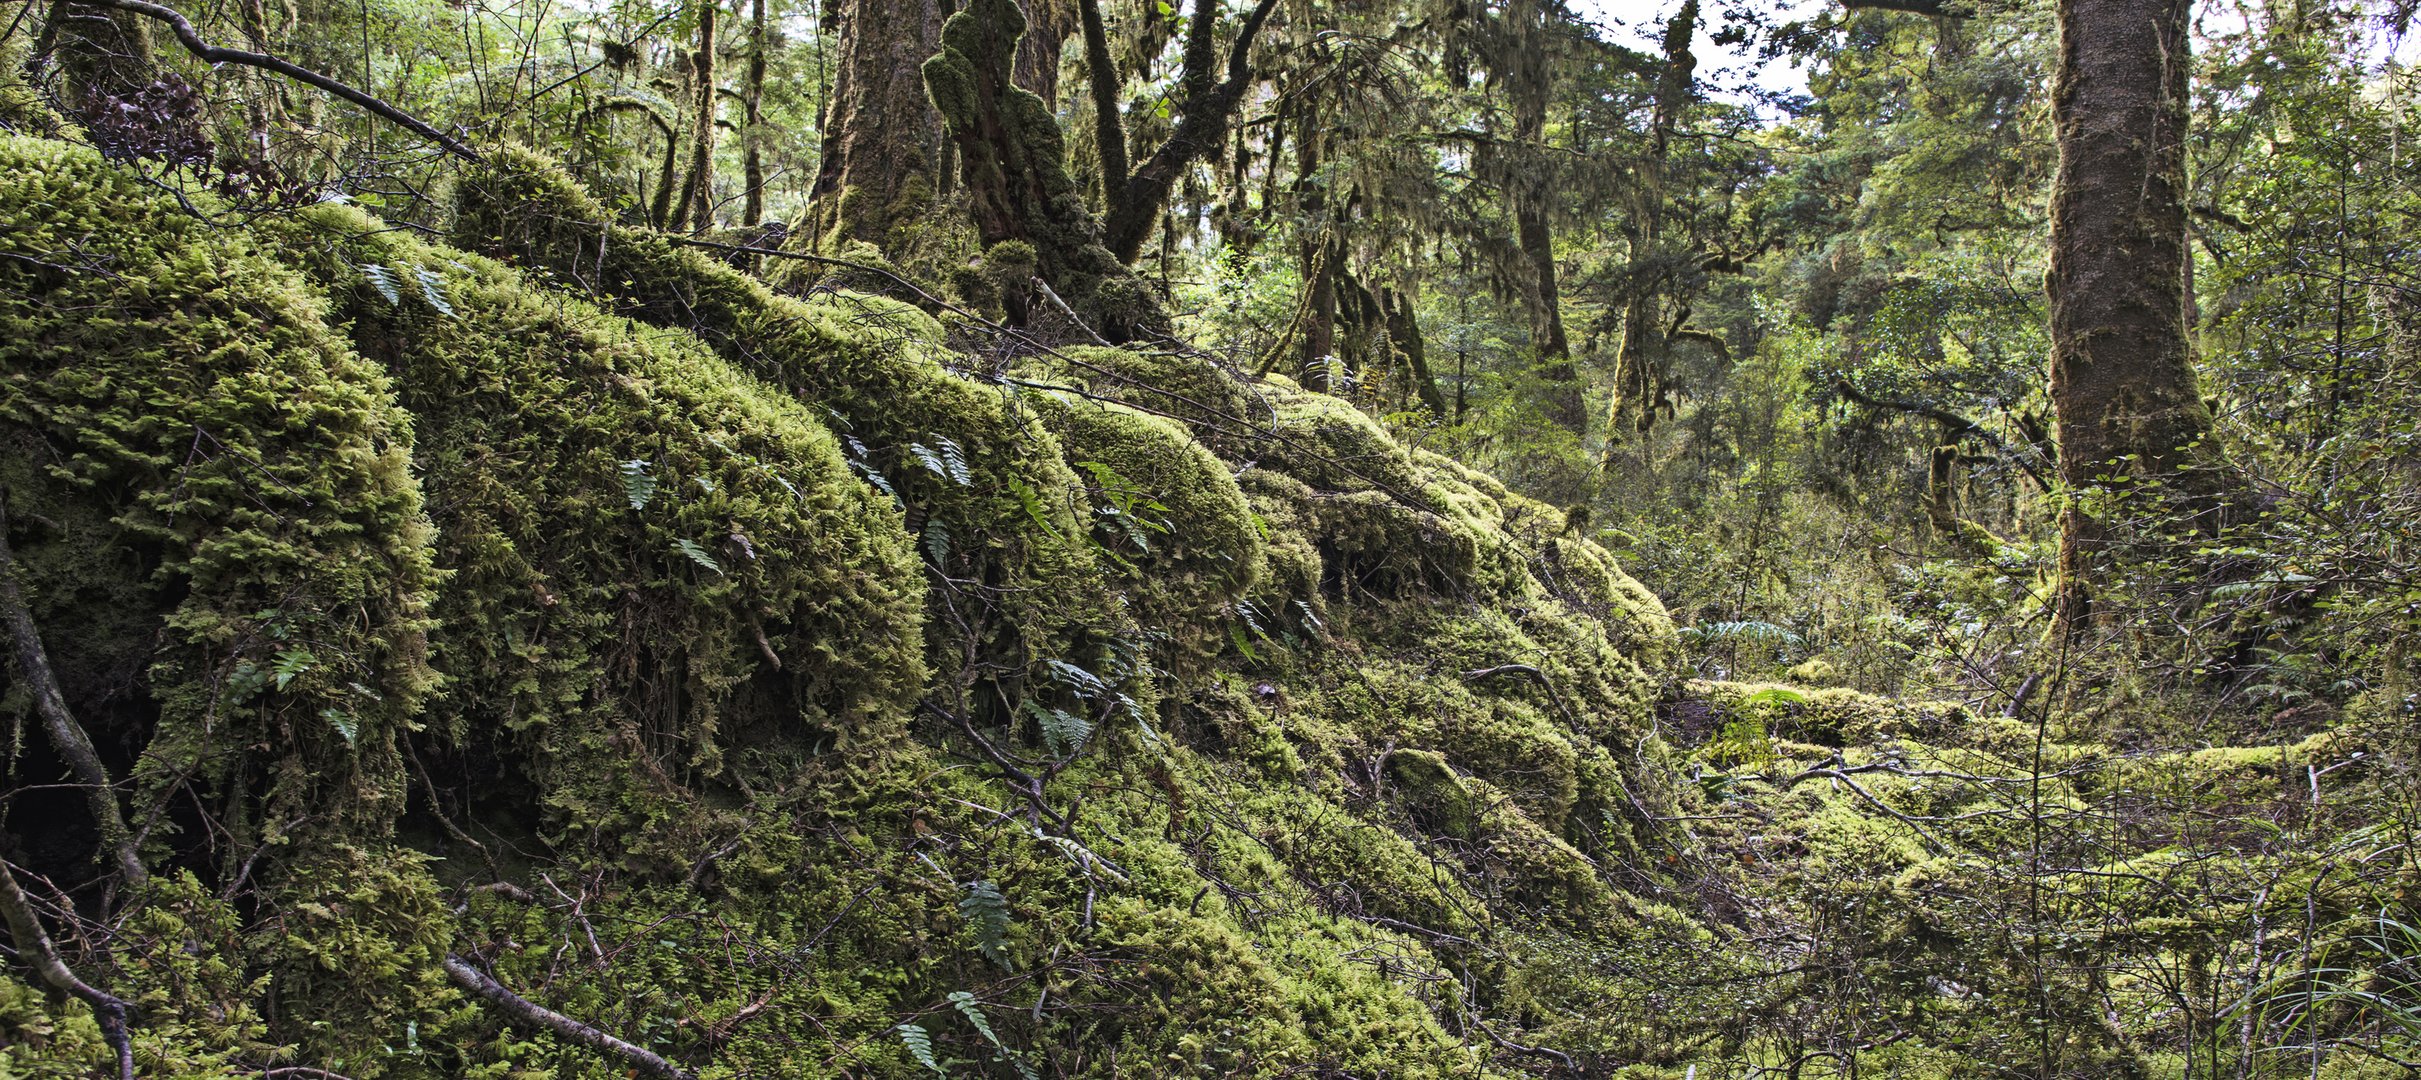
<box><xmin>0</xmin><ymin>501</ymin><xmax>145</xmax><ymax>890</ymax></box>
<box><xmin>441</xmin><ymin>953</ymin><xmax>697</xmax><ymax>1080</ymax></box>
<box><xmin>74</xmin><ymin>0</ymin><xmax>481</xmax><ymax>161</ymax></box>
<box><xmin>0</xmin><ymin>857</ymin><xmax>135</xmax><ymax>1080</ymax></box>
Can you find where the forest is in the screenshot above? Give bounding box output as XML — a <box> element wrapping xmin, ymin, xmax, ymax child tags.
<box><xmin>0</xmin><ymin>0</ymin><xmax>2416</xmax><ymax>1072</ymax></box>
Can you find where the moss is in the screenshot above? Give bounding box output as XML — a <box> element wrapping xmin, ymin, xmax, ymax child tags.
<box><xmin>1016</xmin><ymin>385</ymin><xmax>1265</xmax><ymax>649</ymax></box>
<box><xmin>451</xmin><ymin>145</ymin><xmax>1114</xmax><ymax>719</ymax></box>
<box><xmin>263</xmin><ymin>204</ymin><xmax>928</xmax><ymax>856</ymax></box>
<box><xmin>0</xmin><ymin>136</ymin><xmax>458</xmax><ymax>1068</ymax></box>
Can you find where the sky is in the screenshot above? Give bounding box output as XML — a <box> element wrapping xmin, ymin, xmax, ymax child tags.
<box><xmin>1564</xmin><ymin>0</ymin><xmax>2417</xmax><ymax>109</ymax></box>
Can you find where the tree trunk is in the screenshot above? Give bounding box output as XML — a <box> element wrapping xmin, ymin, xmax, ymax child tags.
<box><xmin>1383</xmin><ymin>285</ymin><xmax>1449</xmax><ymax>415</ymax></box>
<box><xmin>740</xmin><ymin>0</ymin><xmax>768</xmax><ymax>227</ymax></box>
<box><xmin>1015</xmin><ymin>0</ymin><xmax>1072</xmax><ymax>105</ymax></box>
<box><xmin>670</xmin><ymin>0</ymin><xmax>720</xmax><ymax>232</ymax></box>
<box><xmin>2046</xmin><ymin>0</ymin><xmax>2234</xmax><ymax>629</ymax></box>
<box><xmin>1605</xmin><ymin>0</ymin><xmax>1694</xmax><ymax>443</ymax></box>
<box><xmin>804</xmin><ymin>0</ymin><xmax>942</xmax><ymax>249</ymax></box>
<box><xmin>923</xmin><ymin>0</ymin><xmax>1164</xmax><ymax>341</ymax></box>
<box><xmin>1504</xmin><ymin>0</ymin><xmax>1584</xmax><ymax>433</ymax></box>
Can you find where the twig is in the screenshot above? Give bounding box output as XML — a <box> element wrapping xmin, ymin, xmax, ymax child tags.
<box><xmin>0</xmin><ymin>858</ymin><xmax>134</xmax><ymax>1080</ymax></box>
<box><xmin>1030</xmin><ymin>277</ymin><xmax>1112</xmax><ymax>346</ymax></box>
<box><xmin>441</xmin><ymin>953</ymin><xmax>696</xmax><ymax>1080</ymax></box>
<box><xmin>0</xmin><ymin>500</ymin><xmax>145</xmax><ymax>890</ymax></box>
<box><xmin>80</xmin><ymin>0</ymin><xmax>481</xmax><ymax>161</ymax></box>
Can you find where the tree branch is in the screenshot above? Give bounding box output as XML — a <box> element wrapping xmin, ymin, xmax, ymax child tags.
<box><xmin>1076</xmin><ymin>0</ymin><xmax>1127</xmax><ymax>211</ymax></box>
<box><xmin>441</xmin><ymin>954</ymin><xmax>696</xmax><ymax>1080</ymax></box>
<box><xmin>1101</xmin><ymin>0</ymin><xmax>1279</xmax><ymax>262</ymax></box>
<box><xmin>77</xmin><ymin>0</ymin><xmax>481</xmax><ymax>161</ymax></box>
<box><xmin>0</xmin><ymin>501</ymin><xmax>145</xmax><ymax>891</ymax></box>
<box><xmin>0</xmin><ymin>858</ymin><xmax>134</xmax><ymax>1080</ymax></box>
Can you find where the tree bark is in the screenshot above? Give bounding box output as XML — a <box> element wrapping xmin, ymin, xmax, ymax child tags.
<box><xmin>740</xmin><ymin>0</ymin><xmax>768</xmax><ymax>226</ymax></box>
<box><xmin>1605</xmin><ymin>0</ymin><xmax>1694</xmax><ymax>443</ymax></box>
<box><xmin>1383</xmin><ymin>285</ymin><xmax>1449</xmax><ymax>415</ymax></box>
<box><xmin>804</xmin><ymin>0</ymin><xmax>942</xmax><ymax>248</ymax></box>
<box><xmin>1014</xmin><ymin>0</ymin><xmax>1073</xmax><ymax>104</ymax></box>
<box><xmin>1503</xmin><ymin>0</ymin><xmax>1584</xmax><ymax>433</ymax></box>
<box><xmin>670</xmin><ymin>0</ymin><xmax>719</xmax><ymax>232</ymax></box>
<box><xmin>2046</xmin><ymin>0</ymin><xmax>2234</xmax><ymax>629</ymax></box>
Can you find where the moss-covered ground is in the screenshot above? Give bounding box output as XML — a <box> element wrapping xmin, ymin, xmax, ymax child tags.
<box><xmin>3</xmin><ymin>136</ymin><xmax>2414</xmax><ymax>1079</ymax></box>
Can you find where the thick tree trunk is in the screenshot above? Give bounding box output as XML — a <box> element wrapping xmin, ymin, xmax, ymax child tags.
<box><xmin>2046</xmin><ymin>0</ymin><xmax>2234</xmax><ymax>629</ymax></box>
<box><xmin>924</xmin><ymin>0</ymin><xmax>1164</xmax><ymax>341</ymax></box>
<box><xmin>804</xmin><ymin>0</ymin><xmax>942</xmax><ymax>249</ymax></box>
<box><xmin>1016</xmin><ymin>0</ymin><xmax>1072</xmax><ymax>105</ymax></box>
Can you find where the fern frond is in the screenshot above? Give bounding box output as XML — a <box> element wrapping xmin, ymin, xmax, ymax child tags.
<box><xmin>896</xmin><ymin>1023</ymin><xmax>946</xmax><ymax>1076</ymax></box>
<box><xmin>959</xmin><ymin>880</ymin><xmax>1014</xmax><ymax>970</ymax></box>
<box><xmin>620</xmin><ymin>459</ymin><xmax>658</xmax><ymax>510</ymax></box>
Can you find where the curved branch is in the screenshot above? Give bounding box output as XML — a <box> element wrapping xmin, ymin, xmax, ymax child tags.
<box><xmin>1101</xmin><ymin>0</ymin><xmax>1280</xmax><ymax>262</ymax></box>
<box><xmin>77</xmin><ymin>0</ymin><xmax>481</xmax><ymax>161</ymax></box>
<box><xmin>0</xmin><ymin>502</ymin><xmax>145</xmax><ymax>891</ymax></box>
<box><xmin>0</xmin><ymin>858</ymin><xmax>134</xmax><ymax>1080</ymax></box>
<box><xmin>441</xmin><ymin>954</ymin><xmax>695</xmax><ymax>1080</ymax></box>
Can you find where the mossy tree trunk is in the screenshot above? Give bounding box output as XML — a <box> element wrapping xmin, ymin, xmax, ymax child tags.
<box><xmin>1502</xmin><ymin>0</ymin><xmax>1584</xmax><ymax>434</ymax></box>
<box><xmin>922</xmin><ymin>0</ymin><xmax>1164</xmax><ymax>342</ymax></box>
<box><xmin>740</xmin><ymin>0</ymin><xmax>767</xmax><ymax>226</ymax></box>
<box><xmin>669</xmin><ymin>0</ymin><xmax>719</xmax><ymax>232</ymax></box>
<box><xmin>1605</xmin><ymin>0</ymin><xmax>1694</xmax><ymax>444</ymax></box>
<box><xmin>802</xmin><ymin>0</ymin><xmax>941</xmax><ymax>248</ymax></box>
<box><xmin>2046</xmin><ymin>0</ymin><xmax>2239</xmax><ymax>630</ymax></box>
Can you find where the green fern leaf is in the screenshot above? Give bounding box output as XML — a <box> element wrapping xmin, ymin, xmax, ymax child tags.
<box><xmin>922</xmin><ymin>519</ymin><xmax>953</xmax><ymax>568</ymax></box>
<box><xmin>360</xmin><ymin>263</ymin><xmax>402</xmax><ymax>305</ymax></box>
<box><xmin>621</xmin><ymin>459</ymin><xmax>658</xmax><ymax>510</ymax></box>
<box><xmin>959</xmin><ymin>880</ymin><xmax>1014</xmax><ymax>970</ymax></box>
<box><xmin>896</xmin><ymin>1023</ymin><xmax>946</xmax><ymax>1076</ymax></box>
<box><xmin>1021</xmin><ymin>699</ymin><xmax>1092</xmax><ymax>759</ymax></box>
<box><xmin>412</xmin><ymin>266</ymin><xmax>457</xmax><ymax>317</ymax></box>
<box><xmin>673</xmin><ymin>537</ymin><xmax>723</xmax><ymax>574</ymax></box>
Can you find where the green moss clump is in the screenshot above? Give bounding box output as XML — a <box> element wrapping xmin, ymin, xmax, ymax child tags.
<box><xmin>1</xmin><ymin>135</ymin><xmax>455</xmax><ymax>1067</ymax></box>
<box><xmin>450</xmin><ymin>145</ymin><xmax>1116</xmax><ymax>716</ymax></box>
<box><xmin>1017</xmin><ymin>382</ymin><xmax>1265</xmax><ymax>647</ymax></box>
<box><xmin>264</xmin><ymin>202</ymin><xmax>928</xmax><ymax>853</ymax></box>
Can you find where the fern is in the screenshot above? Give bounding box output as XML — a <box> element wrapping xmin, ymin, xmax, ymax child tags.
<box><xmin>959</xmin><ymin>880</ymin><xmax>1015</xmax><ymax>970</ymax></box>
<box><xmin>1021</xmin><ymin>699</ymin><xmax>1092</xmax><ymax>759</ymax></box>
<box><xmin>1042</xmin><ymin>658</ymin><xmax>1108</xmax><ymax>697</ymax></box>
<box><xmin>673</xmin><ymin>537</ymin><xmax>723</xmax><ymax>574</ymax></box>
<box><xmin>412</xmin><ymin>266</ymin><xmax>457</xmax><ymax>317</ymax></box>
<box><xmin>922</xmin><ymin>519</ymin><xmax>953</xmax><ymax>568</ymax></box>
<box><xmin>947</xmin><ymin>992</ymin><xmax>1037</xmax><ymax>1080</ymax></box>
<box><xmin>1006</xmin><ymin>477</ymin><xmax>1063</xmax><ymax>539</ymax></box>
<box><xmin>910</xmin><ymin>436</ymin><xmax>972</xmax><ymax>487</ymax></box>
<box><xmin>896</xmin><ymin>1023</ymin><xmax>946</xmax><ymax>1076</ymax></box>
<box><xmin>321</xmin><ymin>708</ymin><xmax>357</xmax><ymax>747</ymax></box>
<box><xmin>360</xmin><ymin>262</ymin><xmax>402</xmax><ymax>305</ymax></box>
<box><xmin>621</xmin><ymin>459</ymin><xmax>659</xmax><ymax>510</ymax></box>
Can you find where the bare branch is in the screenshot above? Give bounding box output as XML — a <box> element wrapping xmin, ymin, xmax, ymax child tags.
<box><xmin>0</xmin><ymin>500</ymin><xmax>145</xmax><ymax>891</ymax></box>
<box><xmin>441</xmin><ymin>953</ymin><xmax>696</xmax><ymax>1080</ymax></box>
<box><xmin>0</xmin><ymin>858</ymin><xmax>134</xmax><ymax>1080</ymax></box>
<box><xmin>76</xmin><ymin>0</ymin><xmax>481</xmax><ymax>161</ymax></box>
